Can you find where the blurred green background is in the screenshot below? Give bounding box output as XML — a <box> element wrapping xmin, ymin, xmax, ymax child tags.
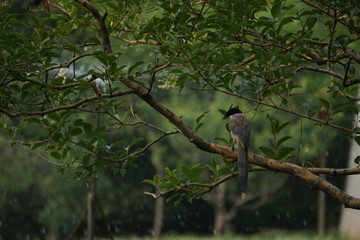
<box><xmin>1</xmin><ymin>0</ymin><xmax>359</xmax><ymax>239</ymax></box>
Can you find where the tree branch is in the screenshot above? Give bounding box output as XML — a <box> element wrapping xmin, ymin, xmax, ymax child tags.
<box><xmin>19</xmin><ymin>74</ymin><xmax>97</xmax><ymax>91</ymax></box>
<box><xmin>45</xmin><ymin>53</ymin><xmax>94</xmax><ymax>71</ymax></box>
<box><xmin>211</xmin><ymin>86</ymin><xmax>354</xmax><ymax>133</ymax></box>
<box><xmin>119</xmin><ymin>77</ymin><xmax>360</xmax><ymax>209</ymax></box>
<box><xmin>4</xmin><ymin>90</ymin><xmax>135</xmax><ymax>118</ymax></box>
<box><xmin>251</xmin><ymin>165</ymin><xmax>360</xmax><ymax>176</ymax></box>
<box><xmin>74</xmin><ymin>0</ymin><xmax>112</xmax><ymax>53</ymax></box>
<box><xmin>111</xmin><ymin>35</ymin><xmax>160</xmax><ymax>46</ymax></box>
<box><xmin>300</xmin><ymin>0</ymin><xmax>360</xmax><ymax>34</ymax></box>
<box><xmin>296</xmin><ymin>65</ymin><xmax>344</xmax><ymax>80</ymax></box>
<box><xmin>145</xmin><ymin>166</ymin><xmax>360</xmax><ymax>200</ymax></box>
<box><xmin>119</xmin><ymin>77</ymin><xmax>229</xmax><ymax>155</ymax></box>
<box><xmin>250</xmin><ymin>154</ymin><xmax>360</xmax><ymax>209</ymax></box>
<box><xmin>114</xmin><ymin>130</ymin><xmax>179</xmax><ymax>162</ymax></box>
<box><xmin>296</xmin><ymin>65</ymin><xmax>360</xmax><ymax>89</ymax></box>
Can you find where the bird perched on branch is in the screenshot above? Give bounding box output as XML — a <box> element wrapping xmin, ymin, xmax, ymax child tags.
<box><xmin>223</xmin><ymin>107</ymin><xmax>251</xmax><ymax>199</ymax></box>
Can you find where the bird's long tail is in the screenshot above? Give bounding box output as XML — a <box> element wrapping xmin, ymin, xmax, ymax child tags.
<box><xmin>238</xmin><ymin>144</ymin><xmax>248</xmax><ymax>200</ymax></box>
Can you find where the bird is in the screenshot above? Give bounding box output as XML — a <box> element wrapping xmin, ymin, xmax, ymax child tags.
<box><xmin>222</xmin><ymin>107</ymin><xmax>251</xmax><ymax>199</ymax></box>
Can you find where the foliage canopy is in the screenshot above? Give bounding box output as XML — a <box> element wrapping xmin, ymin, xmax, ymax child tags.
<box><xmin>1</xmin><ymin>0</ymin><xmax>360</xmax><ymax>208</ymax></box>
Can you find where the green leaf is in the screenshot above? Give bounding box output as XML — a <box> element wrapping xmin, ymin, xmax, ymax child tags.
<box><xmin>277</xmin><ymin>136</ymin><xmax>292</xmax><ymax>148</ymax></box>
<box><xmin>26</xmin><ymin>13</ymin><xmax>40</xmax><ymax>26</ymax></box>
<box><xmin>355</xmin><ymin>136</ymin><xmax>360</xmax><ymax>146</ymax></box>
<box><xmin>354</xmin><ymin>156</ymin><xmax>360</xmax><ymax>165</ymax></box>
<box><xmin>62</xmin><ymin>149</ymin><xmax>68</xmax><ymax>159</ymax></box>
<box><xmin>271</xmin><ymin>1</ymin><xmax>283</xmax><ymax>18</ymax></box>
<box><xmin>64</xmin><ymin>44</ymin><xmax>80</xmax><ymax>53</ymax></box>
<box><xmin>277</xmin><ymin>147</ymin><xmax>294</xmax><ymax>160</ymax></box>
<box><xmin>74</xmin><ymin>119</ymin><xmax>84</xmax><ymax>126</ymax></box>
<box><xmin>48</xmin><ymin>112</ymin><xmax>60</xmax><ymax>122</ymax></box>
<box><xmin>51</xmin><ymin>151</ymin><xmax>61</xmax><ymax>159</ymax></box>
<box><xmin>128</xmin><ymin>61</ymin><xmax>144</xmax><ymax>75</ymax></box>
<box><xmin>94</xmin><ymin>51</ymin><xmax>110</xmax><ymax>65</ymax></box>
<box><xmin>31</xmin><ymin>142</ymin><xmax>45</xmax><ymax>150</ymax></box>
<box><xmin>181</xmin><ymin>165</ymin><xmax>191</xmax><ymax>178</ymax></box>
<box><xmin>194</xmin><ymin>123</ymin><xmax>204</xmax><ymax>133</ymax></box>
<box><xmin>270</xmin><ymin>119</ymin><xmax>280</xmax><ymax>135</ymax></box>
<box><xmin>218</xmin><ymin>166</ymin><xmax>231</xmax><ymax>176</ymax></box>
<box><xmin>196</xmin><ymin>111</ymin><xmax>209</xmax><ymax>124</ymax></box>
<box><xmin>210</xmin><ymin>158</ymin><xmax>217</xmax><ymax>172</ymax></box>
<box><xmin>129</xmin><ymin>137</ymin><xmax>144</xmax><ymax>147</ymax></box>
<box><xmin>353</xmin><ymin>127</ymin><xmax>360</xmax><ymax>134</ymax></box>
<box><xmin>173</xmin><ymin>200</ymin><xmax>181</xmax><ymax>206</ymax></box>
<box><xmin>259</xmin><ymin>146</ymin><xmax>277</xmax><ymax>159</ymax></box>
<box><xmin>70</xmin><ymin>127</ymin><xmax>82</xmax><ymax>136</ymax></box>
<box><xmin>279</xmin><ymin>16</ymin><xmax>294</xmax><ymax>27</ymax></box>
<box><xmin>119</xmin><ymin>169</ymin><xmax>126</xmax><ymax>177</ymax></box>
<box><xmin>277</xmin><ymin>121</ymin><xmax>290</xmax><ymax>133</ymax></box>
<box><xmin>190</xmin><ymin>165</ymin><xmax>205</xmax><ymax>179</ymax></box>
<box><xmin>142</xmin><ymin>179</ymin><xmax>155</xmax><ymax>186</ymax></box>
<box><xmin>306</xmin><ymin>17</ymin><xmax>317</xmax><ymax>30</ymax></box>
<box><xmin>83</xmin><ymin>123</ymin><xmax>93</xmax><ymax>136</ymax></box>
<box><xmin>93</xmin><ymin>126</ymin><xmax>106</xmax><ymax>135</ymax></box>
<box><xmin>154</xmin><ymin>174</ymin><xmax>159</xmax><ymax>186</ymax></box>
<box><xmin>165</xmin><ymin>167</ymin><xmax>171</xmax><ymax>176</ymax></box>
<box><xmin>320</xmin><ymin>99</ymin><xmax>330</xmax><ymax>110</ymax></box>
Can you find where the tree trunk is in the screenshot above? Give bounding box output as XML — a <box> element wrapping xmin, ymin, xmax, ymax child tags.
<box><xmin>152</xmin><ymin>196</ymin><xmax>164</xmax><ymax>238</ymax></box>
<box><xmin>87</xmin><ymin>180</ymin><xmax>96</xmax><ymax>240</ymax></box>
<box><xmin>339</xmin><ymin>133</ymin><xmax>360</xmax><ymax>238</ymax></box>
<box><xmin>213</xmin><ymin>183</ymin><xmax>226</xmax><ymax>235</ymax></box>
<box><xmin>317</xmin><ymin>156</ymin><xmax>326</xmax><ymax>235</ymax></box>
<box><xmin>152</xmin><ymin>163</ymin><xmax>164</xmax><ymax>238</ymax></box>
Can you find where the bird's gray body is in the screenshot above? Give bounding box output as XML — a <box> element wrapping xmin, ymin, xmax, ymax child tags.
<box><xmin>229</xmin><ymin>113</ymin><xmax>251</xmax><ymax>199</ymax></box>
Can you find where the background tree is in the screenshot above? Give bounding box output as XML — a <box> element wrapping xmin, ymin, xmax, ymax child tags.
<box><xmin>1</xmin><ymin>0</ymin><xmax>360</xmax><ymax>238</ymax></box>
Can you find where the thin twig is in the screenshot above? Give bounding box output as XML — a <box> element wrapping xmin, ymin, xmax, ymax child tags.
<box><xmin>36</xmin><ymin>153</ymin><xmax>67</xmax><ymax>167</ymax></box>
<box><xmin>114</xmin><ymin>130</ymin><xmax>179</xmax><ymax>162</ymax></box>
<box><xmin>4</xmin><ymin>90</ymin><xmax>135</xmax><ymax>118</ymax></box>
<box><xmin>46</xmin><ymin>53</ymin><xmax>94</xmax><ymax>71</ymax></box>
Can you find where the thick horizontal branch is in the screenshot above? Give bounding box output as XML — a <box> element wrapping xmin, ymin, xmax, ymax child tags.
<box><xmin>251</xmin><ymin>166</ymin><xmax>360</xmax><ymax>176</ymax></box>
<box><xmin>119</xmin><ymin>77</ymin><xmax>360</xmax><ymax>209</ymax></box>
<box><xmin>249</xmin><ymin>153</ymin><xmax>360</xmax><ymax>209</ymax></box>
